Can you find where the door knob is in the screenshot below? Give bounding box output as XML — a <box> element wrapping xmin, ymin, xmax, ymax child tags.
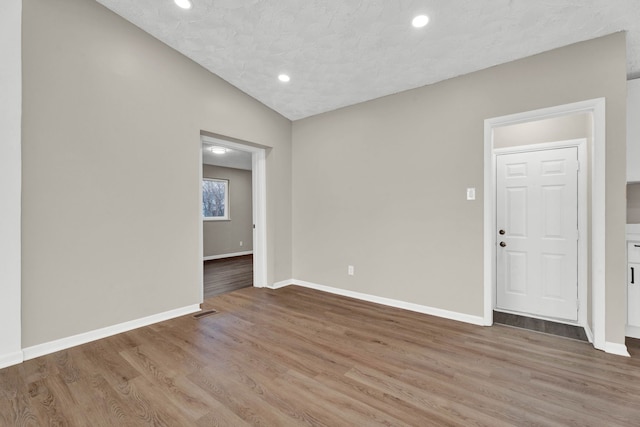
<box><xmin>499</xmin><ymin>229</ymin><xmax>505</xmax><ymax>235</ymax></box>
<box><xmin>499</xmin><ymin>241</ymin><xmax>506</xmax><ymax>247</ymax></box>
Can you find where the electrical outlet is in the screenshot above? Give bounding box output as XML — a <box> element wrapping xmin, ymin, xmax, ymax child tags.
<box><xmin>348</xmin><ymin>265</ymin><xmax>355</xmax><ymax>276</ymax></box>
<box><xmin>240</xmin><ymin>241</ymin><xmax>243</xmax><ymax>246</ymax></box>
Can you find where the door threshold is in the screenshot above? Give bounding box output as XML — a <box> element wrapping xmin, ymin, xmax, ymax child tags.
<box><xmin>493</xmin><ymin>310</ymin><xmax>588</xmax><ymax>342</ymax></box>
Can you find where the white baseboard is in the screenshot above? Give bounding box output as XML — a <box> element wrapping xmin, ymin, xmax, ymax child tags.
<box><xmin>288</xmin><ymin>279</ymin><xmax>485</xmax><ymax>326</ymax></box>
<box><xmin>584</xmin><ymin>323</ymin><xmax>594</xmax><ymax>343</ymax></box>
<box><xmin>268</xmin><ymin>279</ymin><xmax>293</xmax><ymax>289</ymax></box>
<box><xmin>22</xmin><ymin>304</ymin><xmax>200</xmax><ymax>361</ymax></box>
<box><xmin>203</xmin><ymin>251</ymin><xmax>253</xmax><ymax>261</ymax></box>
<box><xmin>604</xmin><ymin>341</ymin><xmax>630</xmax><ymax>357</ymax></box>
<box><xmin>0</xmin><ymin>350</ymin><xmax>24</xmax><ymax>369</ymax></box>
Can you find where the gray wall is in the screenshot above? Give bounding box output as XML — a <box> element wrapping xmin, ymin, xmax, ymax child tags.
<box><xmin>203</xmin><ymin>165</ymin><xmax>253</xmax><ymax>257</ymax></box>
<box><xmin>21</xmin><ymin>0</ymin><xmax>292</xmax><ymax>347</ymax></box>
<box><xmin>292</xmin><ymin>34</ymin><xmax>627</xmax><ymax>344</ymax></box>
<box><xmin>629</xmin><ymin>183</ymin><xmax>640</xmax><ymax>224</ymax></box>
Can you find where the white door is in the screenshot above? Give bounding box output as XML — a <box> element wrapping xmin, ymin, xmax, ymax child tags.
<box><xmin>496</xmin><ymin>147</ymin><xmax>579</xmax><ymax>321</ymax></box>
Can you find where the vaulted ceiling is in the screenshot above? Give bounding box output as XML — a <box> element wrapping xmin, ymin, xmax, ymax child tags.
<box><xmin>96</xmin><ymin>0</ymin><xmax>640</xmax><ymax>120</ymax></box>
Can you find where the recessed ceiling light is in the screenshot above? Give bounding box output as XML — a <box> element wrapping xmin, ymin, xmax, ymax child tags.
<box><xmin>209</xmin><ymin>146</ymin><xmax>227</xmax><ymax>154</ymax></box>
<box><xmin>412</xmin><ymin>15</ymin><xmax>429</xmax><ymax>28</ymax></box>
<box><xmin>278</xmin><ymin>74</ymin><xmax>291</xmax><ymax>83</ymax></box>
<box><xmin>174</xmin><ymin>0</ymin><xmax>192</xmax><ymax>10</ymax></box>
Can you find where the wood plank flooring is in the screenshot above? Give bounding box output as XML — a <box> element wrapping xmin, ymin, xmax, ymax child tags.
<box><xmin>3</xmin><ymin>285</ymin><xmax>640</xmax><ymax>425</ymax></box>
<box><xmin>203</xmin><ymin>255</ymin><xmax>253</xmax><ymax>298</ymax></box>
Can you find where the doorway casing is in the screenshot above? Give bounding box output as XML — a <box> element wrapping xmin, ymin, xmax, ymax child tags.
<box><xmin>0</xmin><ymin>0</ymin><xmax>23</xmax><ymax>369</ymax></box>
<box><xmin>483</xmin><ymin>98</ymin><xmax>624</xmax><ymax>354</ymax></box>
<box><xmin>200</xmin><ymin>134</ymin><xmax>268</xmax><ymax>299</ymax></box>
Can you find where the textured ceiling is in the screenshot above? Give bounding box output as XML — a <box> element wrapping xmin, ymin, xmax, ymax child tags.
<box><xmin>95</xmin><ymin>0</ymin><xmax>640</xmax><ymax>120</ymax></box>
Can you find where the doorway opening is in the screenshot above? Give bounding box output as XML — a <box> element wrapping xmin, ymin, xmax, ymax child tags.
<box><xmin>494</xmin><ymin>140</ymin><xmax>587</xmax><ymax>333</ymax></box>
<box><xmin>199</xmin><ymin>133</ymin><xmax>267</xmax><ymax>300</ymax></box>
<box><xmin>483</xmin><ymin>98</ymin><xmax>615</xmax><ymax>353</ymax></box>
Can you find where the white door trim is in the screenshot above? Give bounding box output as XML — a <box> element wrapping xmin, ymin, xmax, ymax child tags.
<box><xmin>494</xmin><ymin>139</ymin><xmax>587</xmax><ymax>328</ymax></box>
<box><xmin>251</xmin><ymin>147</ymin><xmax>268</xmax><ymax>288</ymax></box>
<box><xmin>484</xmin><ymin>98</ymin><xmax>606</xmax><ymax>351</ymax></box>
<box><xmin>0</xmin><ymin>0</ymin><xmax>24</xmax><ymax>369</ymax></box>
<box><xmin>200</xmin><ymin>135</ymin><xmax>268</xmax><ymax>292</ymax></box>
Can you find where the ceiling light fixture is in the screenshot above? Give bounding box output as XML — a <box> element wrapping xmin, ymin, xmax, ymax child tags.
<box><xmin>278</xmin><ymin>74</ymin><xmax>291</xmax><ymax>83</ymax></box>
<box><xmin>209</xmin><ymin>146</ymin><xmax>227</xmax><ymax>154</ymax></box>
<box><xmin>174</xmin><ymin>0</ymin><xmax>192</xmax><ymax>10</ymax></box>
<box><xmin>412</xmin><ymin>15</ymin><xmax>429</xmax><ymax>28</ymax></box>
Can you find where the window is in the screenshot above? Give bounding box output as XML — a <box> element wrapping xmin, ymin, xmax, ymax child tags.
<box><xmin>202</xmin><ymin>178</ymin><xmax>229</xmax><ymax>220</ymax></box>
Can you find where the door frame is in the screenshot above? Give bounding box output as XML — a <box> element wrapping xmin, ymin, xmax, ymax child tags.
<box><xmin>484</xmin><ymin>98</ymin><xmax>606</xmax><ymax>351</ymax></box>
<box><xmin>0</xmin><ymin>0</ymin><xmax>23</xmax><ymax>369</ymax></box>
<box><xmin>200</xmin><ymin>134</ymin><xmax>268</xmax><ymax>298</ymax></box>
<box><xmin>493</xmin><ymin>140</ymin><xmax>587</xmax><ymax>327</ymax></box>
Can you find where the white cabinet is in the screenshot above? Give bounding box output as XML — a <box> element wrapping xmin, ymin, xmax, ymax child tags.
<box><xmin>627</xmin><ymin>225</ymin><xmax>640</xmax><ymax>337</ymax></box>
<box><xmin>628</xmin><ymin>79</ymin><xmax>640</xmax><ymax>182</ymax></box>
<box><xmin>628</xmin><ymin>242</ymin><xmax>640</xmax><ymax>329</ymax></box>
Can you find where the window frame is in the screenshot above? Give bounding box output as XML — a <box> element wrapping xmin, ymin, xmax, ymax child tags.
<box><xmin>202</xmin><ymin>178</ymin><xmax>230</xmax><ymax>221</ymax></box>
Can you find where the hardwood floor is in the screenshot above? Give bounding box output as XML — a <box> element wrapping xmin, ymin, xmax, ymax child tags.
<box><xmin>3</xmin><ymin>285</ymin><xmax>640</xmax><ymax>425</ymax></box>
<box><xmin>203</xmin><ymin>255</ymin><xmax>253</xmax><ymax>298</ymax></box>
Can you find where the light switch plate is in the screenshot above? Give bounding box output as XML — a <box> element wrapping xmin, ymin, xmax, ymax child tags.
<box><xmin>466</xmin><ymin>188</ymin><xmax>476</xmax><ymax>200</ymax></box>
